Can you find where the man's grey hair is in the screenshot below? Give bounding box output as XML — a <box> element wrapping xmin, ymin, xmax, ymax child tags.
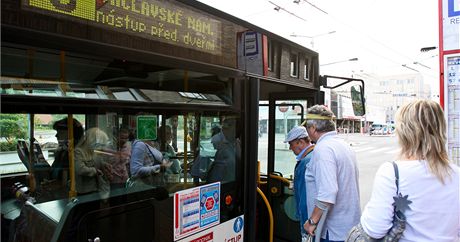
<box><xmin>305</xmin><ymin>105</ymin><xmax>336</xmax><ymax>132</ymax></box>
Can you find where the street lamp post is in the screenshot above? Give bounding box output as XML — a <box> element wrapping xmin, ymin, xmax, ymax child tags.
<box><xmin>290</xmin><ymin>31</ymin><xmax>336</xmax><ymax>49</ymax></box>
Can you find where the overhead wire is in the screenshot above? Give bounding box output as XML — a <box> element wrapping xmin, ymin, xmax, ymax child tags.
<box><xmin>267</xmin><ymin>0</ymin><xmax>307</xmax><ymax>22</ymax></box>
<box><xmin>288</xmin><ymin>0</ymin><xmax>433</xmax><ymax>71</ymax></box>
<box><xmin>234</xmin><ymin>0</ymin><xmax>436</xmax><ymax>76</ymax></box>
<box><xmin>299</xmin><ymin>0</ymin><xmax>328</xmax><ymax>15</ymax></box>
<box><xmin>274</xmin><ymin>0</ymin><xmax>403</xmax><ymax>68</ymax></box>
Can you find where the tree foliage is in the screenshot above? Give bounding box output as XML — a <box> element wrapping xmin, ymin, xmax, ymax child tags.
<box><xmin>0</xmin><ymin>114</ymin><xmax>27</xmax><ymax>142</ymax></box>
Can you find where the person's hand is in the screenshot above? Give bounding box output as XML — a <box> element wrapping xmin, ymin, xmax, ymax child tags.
<box><xmin>303</xmin><ymin>220</ymin><xmax>317</xmax><ymax>236</ymax></box>
<box><xmin>161</xmin><ymin>159</ymin><xmax>173</xmax><ymax>168</ymax></box>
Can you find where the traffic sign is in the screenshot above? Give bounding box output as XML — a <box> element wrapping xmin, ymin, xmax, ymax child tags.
<box><xmin>278</xmin><ymin>103</ymin><xmax>289</xmax><ymax>113</ymax></box>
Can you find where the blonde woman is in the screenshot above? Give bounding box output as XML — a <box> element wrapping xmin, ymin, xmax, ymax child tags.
<box><xmin>74</xmin><ymin>127</ymin><xmax>111</xmax><ymax>196</ymax></box>
<box><xmin>360</xmin><ymin>100</ymin><xmax>460</xmax><ymax>242</ymax></box>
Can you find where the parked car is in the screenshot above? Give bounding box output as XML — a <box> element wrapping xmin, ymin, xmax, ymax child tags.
<box><xmin>370</xmin><ymin>123</ymin><xmax>392</xmax><ymax>135</ymax></box>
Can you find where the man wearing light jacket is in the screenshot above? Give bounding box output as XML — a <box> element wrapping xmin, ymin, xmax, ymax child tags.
<box><xmin>303</xmin><ymin>105</ymin><xmax>361</xmax><ymax>242</ymax></box>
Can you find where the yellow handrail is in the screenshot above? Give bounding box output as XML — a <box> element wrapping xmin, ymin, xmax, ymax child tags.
<box><xmin>269</xmin><ymin>174</ymin><xmax>291</xmax><ymax>186</ymax></box>
<box><xmin>256</xmin><ymin>187</ymin><xmax>273</xmax><ymax>242</ymax></box>
<box><xmin>183</xmin><ymin>115</ymin><xmax>188</xmax><ymax>183</ymax></box>
<box><xmin>258</xmin><ymin>174</ymin><xmax>291</xmax><ymax>186</ymax></box>
<box><xmin>28</xmin><ymin>114</ymin><xmax>36</xmax><ymax>192</ymax></box>
<box><xmin>68</xmin><ymin>114</ymin><xmax>77</xmax><ymax>198</ymax></box>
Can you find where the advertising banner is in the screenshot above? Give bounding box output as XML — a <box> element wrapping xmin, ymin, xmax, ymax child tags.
<box><xmin>174</xmin><ymin>182</ymin><xmax>220</xmax><ymax>241</ymax></box>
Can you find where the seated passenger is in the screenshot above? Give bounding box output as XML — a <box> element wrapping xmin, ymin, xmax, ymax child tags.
<box><xmin>74</xmin><ymin>127</ymin><xmax>111</xmax><ymax>197</ymax></box>
<box><xmin>207</xmin><ymin>117</ymin><xmax>240</xmax><ymax>183</ymax></box>
<box><xmin>50</xmin><ymin>117</ymin><xmax>84</xmax><ymax>183</ymax></box>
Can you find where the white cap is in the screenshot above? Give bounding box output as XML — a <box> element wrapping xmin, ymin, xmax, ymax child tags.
<box><xmin>284</xmin><ymin>126</ymin><xmax>308</xmax><ymax>143</ymax></box>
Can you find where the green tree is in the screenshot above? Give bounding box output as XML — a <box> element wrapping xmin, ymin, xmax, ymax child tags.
<box><xmin>0</xmin><ymin>114</ymin><xmax>28</xmax><ymax>142</ymax></box>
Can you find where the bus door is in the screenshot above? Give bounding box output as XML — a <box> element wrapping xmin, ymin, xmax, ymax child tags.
<box><xmin>257</xmin><ymin>92</ymin><xmax>317</xmax><ymax>242</ymax></box>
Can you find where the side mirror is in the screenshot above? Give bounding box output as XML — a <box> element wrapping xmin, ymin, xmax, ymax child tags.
<box><xmin>320</xmin><ymin>75</ymin><xmax>366</xmax><ymax>117</ymax></box>
<box><xmin>351</xmin><ymin>85</ymin><xmax>365</xmax><ymax>116</ymax></box>
<box><xmin>320</xmin><ymin>76</ymin><xmax>327</xmax><ymax>86</ymax></box>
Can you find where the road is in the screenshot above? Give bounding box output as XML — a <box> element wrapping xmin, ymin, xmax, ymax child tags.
<box><xmin>342</xmin><ymin>133</ymin><xmax>399</xmax><ymax>210</ymax></box>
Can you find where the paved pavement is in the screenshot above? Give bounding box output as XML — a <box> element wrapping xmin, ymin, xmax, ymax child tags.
<box><xmin>339</xmin><ymin>133</ymin><xmax>399</xmax><ymax>209</ymax></box>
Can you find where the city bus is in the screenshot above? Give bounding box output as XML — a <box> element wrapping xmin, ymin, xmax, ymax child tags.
<box><xmin>0</xmin><ymin>1</ymin><xmax>364</xmax><ymax>241</ymax></box>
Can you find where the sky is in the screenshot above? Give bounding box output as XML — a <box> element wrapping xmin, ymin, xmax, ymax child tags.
<box><xmin>197</xmin><ymin>0</ymin><xmax>440</xmax><ymax>95</ymax></box>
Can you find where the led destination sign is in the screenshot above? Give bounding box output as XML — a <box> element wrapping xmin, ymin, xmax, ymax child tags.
<box><xmin>24</xmin><ymin>0</ymin><xmax>222</xmax><ymax>55</ymax></box>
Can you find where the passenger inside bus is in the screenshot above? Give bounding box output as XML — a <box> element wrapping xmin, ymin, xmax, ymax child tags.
<box><xmin>74</xmin><ymin>127</ymin><xmax>111</xmax><ymax>197</ymax></box>
<box><xmin>156</xmin><ymin>125</ymin><xmax>181</xmax><ymax>177</ymax></box>
<box><xmin>207</xmin><ymin>116</ymin><xmax>240</xmax><ymax>183</ymax></box>
<box><xmin>169</xmin><ymin>115</ymin><xmax>179</xmax><ymax>152</ymax></box>
<box><xmin>108</xmin><ymin>127</ymin><xmax>131</xmax><ymax>190</ymax></box>
<box><xmin>129</xmin><ymin>137</ymin><xmax>172</xmax><ymax>187</ymax></box>
<box><xmin>211</xmin><ymin>124</ymin><xmax>222</xmax><ymax>140</ymax></box>
<box><xmin>50</xmin><ymin>117</ymin><xmax>84</xmax><ymax>185</ymax></box>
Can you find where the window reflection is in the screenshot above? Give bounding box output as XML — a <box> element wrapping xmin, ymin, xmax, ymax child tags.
<box><xmin>2</xmin><ymin>111</ymin><xmax>240</xmax><ymax>203</ymax></box>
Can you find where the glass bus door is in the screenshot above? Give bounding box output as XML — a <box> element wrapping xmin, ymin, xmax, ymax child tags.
<box><xmin>258</xmin><ymin>95</ymin><xmax>315</xmax><ymax>242</ymax></box>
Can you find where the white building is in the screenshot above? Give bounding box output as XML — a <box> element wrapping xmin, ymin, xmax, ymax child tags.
<box><xmin>372</xmin><ymin>73</ymin><xmax>430</xmax><ymax>123</ymax></box>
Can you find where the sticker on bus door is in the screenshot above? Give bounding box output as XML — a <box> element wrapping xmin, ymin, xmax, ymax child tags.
<box><xmin>177</xmin><ymin>215</ymin><xmax>244</xmax><ymax>242</ymax></box>
<box><xmin>174</xmin><ymin>182</ymin><xmax>220</xmax><ymax>241</ymax></box>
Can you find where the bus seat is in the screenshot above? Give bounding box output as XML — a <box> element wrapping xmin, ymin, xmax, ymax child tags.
<box><xmin>16</xmin><ymin>139</ymin><xmax>51</xmax><ymax>184</ymax></box>
<box><xmin>17</xmin><ymin>139</ymin><xmax>51</xmax><ymax>168</ymax></box>
<box><xmin>17</xmin><ymin>140</ymin><xmax>30</xmax><ymax>171</ymax></box>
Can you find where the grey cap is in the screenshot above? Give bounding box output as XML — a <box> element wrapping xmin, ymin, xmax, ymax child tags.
<box><xmin>284</xmin><ymin>126</ymin><xmax>308</xmax><ymax>143</ymax></box>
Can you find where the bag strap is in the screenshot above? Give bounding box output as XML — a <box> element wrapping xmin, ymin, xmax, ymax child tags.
<box><xmin>133</xmin><ymin>140</ymin><xmax>161</xmax><ymax>164</ymax></box>
<box><xmin>144</xmin><ymin>142</ymin><xmax>162</xmax><ymax>164</ymax></box>
<box><xmin>392</xmin><ymin>161</ymin><xmax>399</xmax><ymax>195</ymax></box>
